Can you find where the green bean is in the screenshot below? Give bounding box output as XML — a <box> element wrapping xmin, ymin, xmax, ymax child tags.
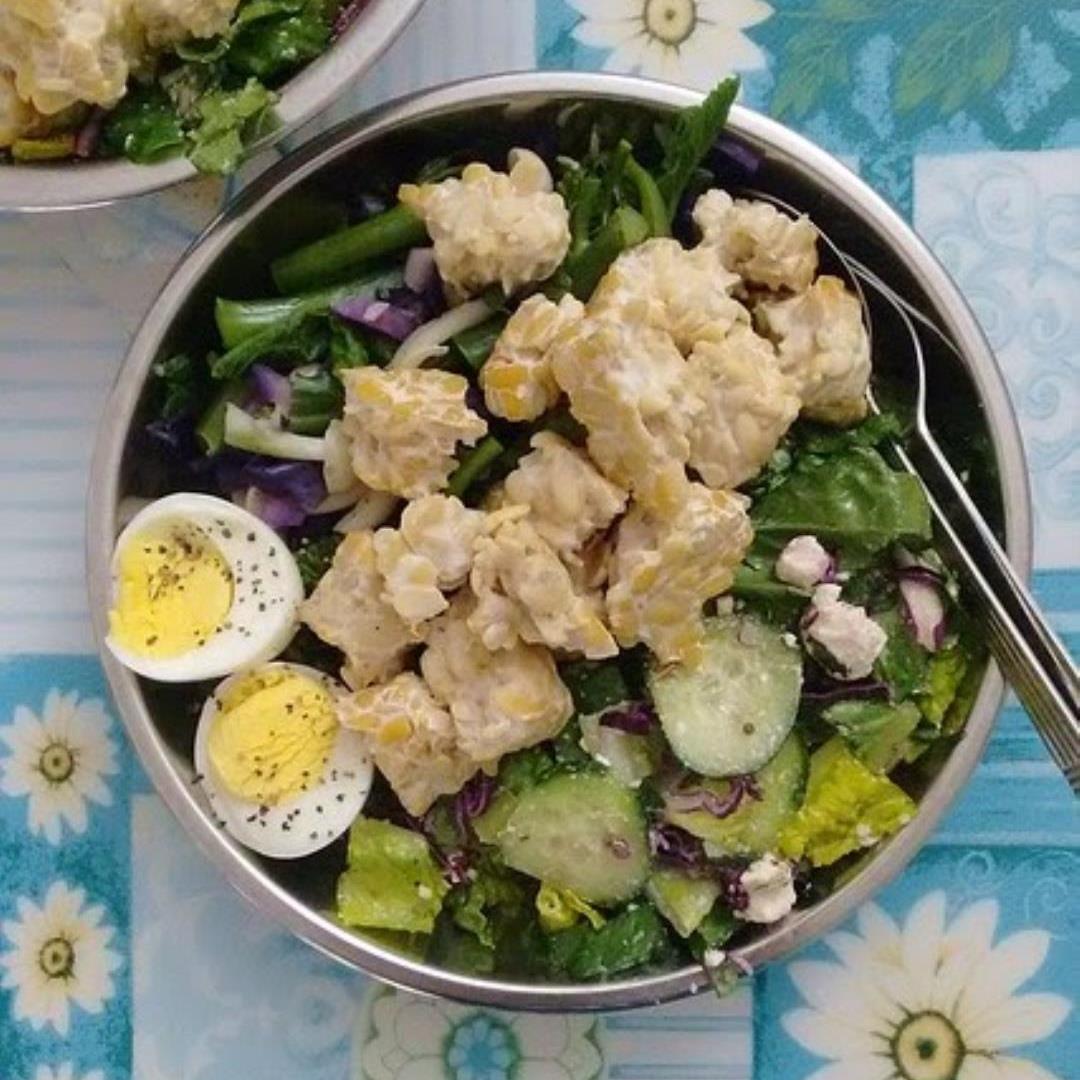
<box><xmin>566</xmin><ymin>206</ymin><xmax>649</xmax><ymax>300</ymax></box>
<box><xmin>214</xmin><ymin>266</ymin><xmax>403</xmax><ymax>348</ymax></box>
<box><xmin>623</xmin><ymin>152</ymin><xmax>670</xmax><ymax>238</ymax></box>
<box><xmin>270</xmin><ymin>204</ymin><xmax>427</xmax><ymax>294</ymax></box>
<box><xmin>12</xmin><ymin>135</ymin><xmax>77</xmax><ymax>161</ymax></box>
<box><xmin>446</xmin><ymin>436</ymin><xmax>505</xmax><ymax>500</ymax></box>
<box><xmin>451</xmin><ymin>315</ymin><xmax>509</xmax><ymax>372</ymax></box>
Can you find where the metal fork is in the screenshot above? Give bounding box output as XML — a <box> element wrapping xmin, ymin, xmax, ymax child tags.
<box><xmin>745</xmin><ymin>190</ymin><xmax>1080</xmax><ymax>794</ymax></box>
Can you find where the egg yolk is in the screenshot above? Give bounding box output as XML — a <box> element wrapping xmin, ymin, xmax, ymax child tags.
<box><xmin>207</xmin><ymin>669</ymin><xmax>338</xmax><ymax>805</ymax></box>
<box><xmin>109</xmin><ymin>522</ymin><xmax>233</xmax><ymax>658</ymax></box>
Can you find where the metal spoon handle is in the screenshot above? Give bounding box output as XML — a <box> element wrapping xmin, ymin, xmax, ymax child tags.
<box><xmin>897</xmin><ymin>437</ymin><xmax>1080</xmax><ymax>794</ymax></box>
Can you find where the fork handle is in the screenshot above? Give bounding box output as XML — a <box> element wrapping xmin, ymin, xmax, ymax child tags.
<box><xmin>902</xmin><ymin>438</ymin><xmax>1080</xmax><ymax>794</ymax></box>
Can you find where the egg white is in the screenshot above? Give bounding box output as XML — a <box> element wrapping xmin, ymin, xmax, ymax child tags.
<box><xmin>193</xmin><ymin>664</ymin><xmax>373</xmax><ymax>859</ymax></box>
<box><xmin>106</xmin><ymin>493</ymin><xmax>304</xmax><ymax>683</ymax></box>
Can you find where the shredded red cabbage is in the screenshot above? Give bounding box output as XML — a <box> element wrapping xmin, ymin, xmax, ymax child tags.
<box><xmin>332</xmin><ymin>0</ymin><xmax>371</xmax><ymax>37</ymax></box>
<box><xmin>248</xmin><ymin>364</ymin><xmax>292</xmax><ymax>413</ymax></box>
<box><xmin>453</xmin><ymin>772</ymin><xmax>496</xmax><ymax>836</ymax></box>
<box><xmin>801</xmin><ymin>677</ymin><xmax>890</xmax><ymax>704</ymax></box>
<box><xmin>649</xmin><ymin>824</ymin><xmax>706</xmax><ymax>870</ymax></box>
<box><xmin>74</xmin><ymin>108</ymin><xmax>106</xmax><ymax>159</ymax></box>
<box><xmin>215</xmin><ymin>454</ymin><xmax>326</xmax><ymax>512</ymax></box>
<box><xmin>666</xmin><ymin>774</ymin><xmax>760</xmax><ymax>818</ymax></box>
<box><xmin>599</xmin><ymin>701</ymin><xmax>655</xmax><ymax>735</ymax></box>
<box><xmin>712</xmin><ymin>136</ymin><xmax>762</xmax><ymax>176</ymax></box>
<box><xmin>236</xmin><ymin>486</ymin><xmax>307</xmax><ymax>529</ymax></box>
<box><xmin>331</xmin><ymin>295</ymin><xmax>422</xmax><ymax>340</ymax></box>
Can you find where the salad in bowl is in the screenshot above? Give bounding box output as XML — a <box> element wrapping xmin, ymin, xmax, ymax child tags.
<box><xmin>97</xmin><ymin>77</ymin><xmax>990</xmax><ymax>990</ymax></box>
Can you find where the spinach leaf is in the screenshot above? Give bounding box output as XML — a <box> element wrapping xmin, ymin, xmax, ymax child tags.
<box><xmin>189</xmin><ymin>78</ymin><xmax>277</xmax><ymax>175</ymax></box>
<box><xmin>550</xmin><ymin>718</ymin><xmax>597</xmax><ymax>772</ymax></box>
<box><xmin>730</xmin><ymin>561</ymin><xmax>808</xmax><ymax>626</ymax></box>
<box><xmin>228</xmin><ymin>0</ymin><xmax>331</xmax><ymax>82</ymax></box>
<box><xmin>752</xmin><ymin>446</ymin><xmax>932</xmax><ymax>567</ymax></box>
<box><xmin>497</xmin><ymin>746</ymin><xmax>555</xmax><ymax>796</ymax></box>
<box><xmin>101</xmin><ymin>85</ymin><xmax>185</xmax><ymax>164</ymax></box>
<box><xmin>796</xmin><ymin>412</ymin><xmax>904</xmax><ymax>455</ymax></box>
<box><xmin>447</xmin><ymin>857</ymin><xmax>529</xmax><ymax>950</ymax></box>
<box><xmin>151</xmin><ymin>353</ymin><xmax>202</xmax><ymax>420</ymax></box>
<box><xmin>426</xmin><ymin>915</ymin><xmax>495</xmax><ymax>974</ymax></box>
<box><xmin>655</xmin><ymin>76</ymin><xmax>739</xmax><ymax>222</ymax></box>
<box><xmin>545</xmin><ymin>904</ymin><xmax>673</xmax><ymax>980</ymax></box>
<box><xmin>559</xmin><ymin>659</ymin><xmax>632</xmax><ymax>716</ymax></box>
<box><xmin>873</xmin><ymin>606</ymin><xmax>929</xmax><ymax>701</ymax></box>
<box><xmin>328</xmin><ymin>318</ymin><xmax>371</xmax><ymax>370</ymax></box>
<box><xmin>293</xmin><ymin>533</ymin><xmax>340</xmax><ymax>592</ymax></box>
<box><xmin>821</xmin><ymin>699</ymin><xmax>923</xmax><ymax>774</ymax></box>
<box><xmin>287</xmin><ymin>364</ymin><xmax>343</xmax><ymax>434</ymax></box>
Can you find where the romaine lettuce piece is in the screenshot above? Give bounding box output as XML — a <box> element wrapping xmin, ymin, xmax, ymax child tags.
<box><xmin>336</xmin><ymin>818</ymin><xmax>448</xmax><ymax>934</ymax></box>
<box><xmin>647</xmin><ymin>870</ymin><xmax>721</xmax><ymax>938</ymax></box>
<box><xmin>536</xmin><ymin>883</ymin><xmax>606</xmax><ymax>932</ymax></box>
<box><xmin>822</xmin><ymin>699</ymin><xmax>922</xmax><ymax>774</ymax></box>
<box><xmin>778</xmin><ymin>739</ymin><xmax>916</xmax><ymax>867</ymax></box>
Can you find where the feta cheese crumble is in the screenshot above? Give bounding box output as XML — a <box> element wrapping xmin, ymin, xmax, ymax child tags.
<box><xmin>803</xmin><ymin>583</ymin><xmax>887</xmax><ymax>680</ymax></box>
<box><xmin>775</xmin><ymin>534</ymin><xmax>832</xmax><ymax>590</ymax></box>
<box><xmin>735</xmin><ymin>854</ymin><xmax>797</xmax><ymax>924</ymax></box>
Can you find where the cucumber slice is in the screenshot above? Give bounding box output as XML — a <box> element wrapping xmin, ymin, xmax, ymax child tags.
<box><xmin>496</xmin><ymin>773</ymin><xmax>649</xmax><ymax>903</ymax></box>
<box><xmin>649</xmin><ymin>614</ymin><xmax>802</xmax><ymax>777</ymax></box>
<box><xmin>666</xmin><ymin>732</ymin><xmax>808</xmax><ymax>858</ymax></box>
<box><xmin>647</xmin><ymin>870</ymin><xmax>721</xmax><ymax>938</ymax></box>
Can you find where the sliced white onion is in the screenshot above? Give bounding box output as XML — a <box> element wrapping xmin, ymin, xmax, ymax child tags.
<box><xmin>334</xmin><ymin>489</ymin><xmax>400</xmax><ymax>533</ymax></box>
<box><xmin>403</xmin><ymin>246</ymin><xmax>437</xmax><ymax>293</ymax></box>
<box><xmin>389</xmin><ymin>298</ymin><xmax>493</xmax><ymax>370</ymax></box>
<box><xmin>223</xmin><ymin>404</ymin><xmax>325</xmax><ymax>462</ymax></box>
<box><xmin>322</xmin><ymin>418</ymin><xmax>355</xmax><ymax>494</ymax></box>
<box><xmin>313</xmin><ymin>484</ymin><xmax>368</xmax><ymax>515</ymax></box>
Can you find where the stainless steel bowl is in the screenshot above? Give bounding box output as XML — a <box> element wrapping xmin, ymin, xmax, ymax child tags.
<box><xmin>0</xmin><ymin>0</ymin><xmax>424</xmax><ymax>212</ymax></box>
<box><xmin>87</xmin><ymin>72</ymin><xmax>1033</xmax><ymax>1010</ymax></box>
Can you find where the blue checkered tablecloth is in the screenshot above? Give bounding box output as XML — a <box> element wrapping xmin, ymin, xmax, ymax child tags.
<box><xmin>0</xmin><ymin>2</ymin><xmax>1076</xmax><ymax>1077</ymax></box>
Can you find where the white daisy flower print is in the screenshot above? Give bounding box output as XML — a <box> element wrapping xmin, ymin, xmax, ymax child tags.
<box><xmin>0</xmin><ymin>689</ymin><xmax>119</xmax><ymax>844</ymax></box>
<box><xmin>32</xmin><ymin>1067</ymin><xmax>105</xmax><ymax>1080</ymax></box>
<box><xmin>782</xmin><ymin>891</ymin><xmax>1072</xmax><ymax>1080</ymax></box>
<box><xmin>567</xmin><ymin>0</ymin><xmax>773</xmax><ymax>90</ymax></box>
<box><xmin>1</xmin><ymin>880</ymin><xmax>123</xmax><ymax>1036</ymax></box>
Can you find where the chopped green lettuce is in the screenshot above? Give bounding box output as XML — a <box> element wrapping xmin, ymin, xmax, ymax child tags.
<box><xmin>919</xmin><ymin>645</ymin><xmax>969</xmax><ymax>729</ymax></box>
<box><xmin>545</xmin><ymin>904</ymin><xmax>673</xmax><ymax>980</ymax></box>
<box><xmin>822</xmin><ymin>699</ymin><xmax>923</xmax><ymax>774</ymax></box>
<box><xmin>336</xmin><ymin>818</ymin><xmax>448</xmax><ymax>934</ymax></box>
<box><xmin>778</xmin><ymin>739</ymin><xmax>917</xmax><ymax>867</ymax></box>
<box><xmin>647</xmin><ymin>870</ymin><xmax>721</xmax><ymax>938</ymax></box>
<box><xmin>752</xmin><ymin>446</ymin><xmax>932</xmax><ymax>567</ymax></box>
<box><xmin>189</xmin><ymin>78</ymin><xmax>277</xmax><ymax>175</ymax></box>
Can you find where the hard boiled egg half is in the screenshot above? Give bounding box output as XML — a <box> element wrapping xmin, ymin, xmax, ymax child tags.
<box><xmin>106</xmin><ymin>494</ymin><xmax>304</xmax><ymax>682</ymax></box>
<box><xmin>194</xmin><ymin>663</ymin><xmax>373</xmax><ymax>858</ymax></box>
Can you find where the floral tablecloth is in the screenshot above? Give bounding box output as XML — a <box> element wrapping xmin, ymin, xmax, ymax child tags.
<box><xmin>0</xmin><ymin>2</ymin><xmax>1077</xmax><ymax>1078</ymax></box>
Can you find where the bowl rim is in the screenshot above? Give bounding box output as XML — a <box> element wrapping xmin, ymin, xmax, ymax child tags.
<box><xmin>0</xmin><ymin>0</ymin><xmax>425</xmax><ymax>212</ymax></box>
<box><xmin>87</xmin><ymin>70</ymin><xmax>1033</xmax><ymax>1011</ymax></box>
